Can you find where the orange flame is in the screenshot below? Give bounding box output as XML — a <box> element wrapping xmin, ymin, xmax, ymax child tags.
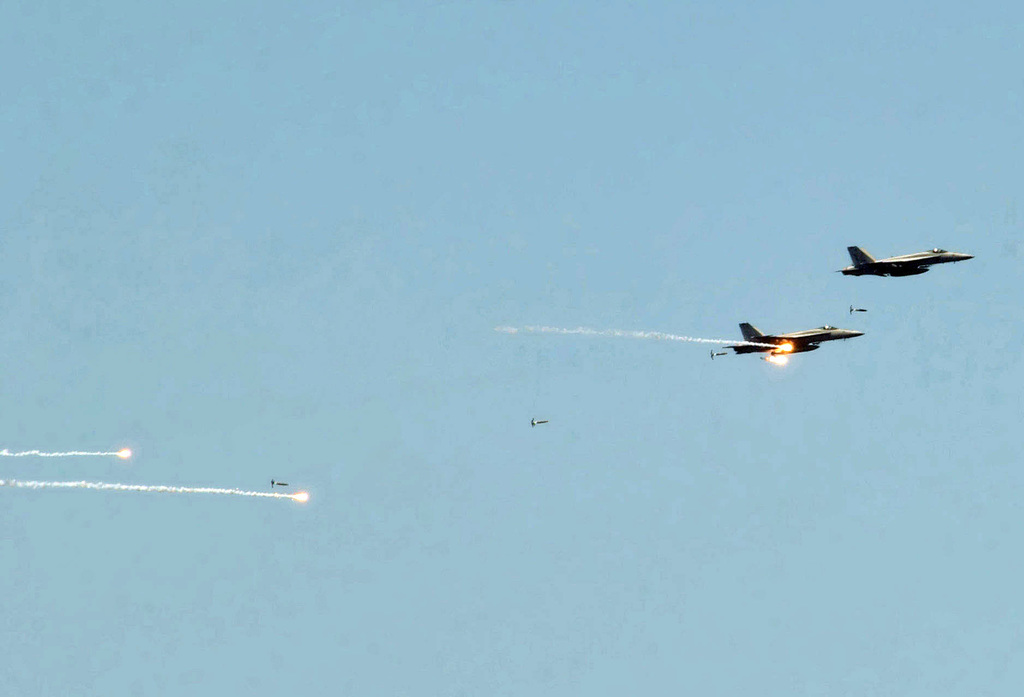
<box><xmin>765</xmin><ymin>354</ymin><xmax>789</xmax><ymax>366</ymax></box>
<box><xmin>777</xmin><ymin>342</ymin><xmax>794</xmax><ymax>353</ymax></box>
<box><xmin>116</xmin><ymin>448</ymin><xmax>132</xmax><ymax>460</ymax></box>
<box><xmin>292</xmin><ymin>491</ymin><xmax>310</xmax><ymax>503</ymax></box>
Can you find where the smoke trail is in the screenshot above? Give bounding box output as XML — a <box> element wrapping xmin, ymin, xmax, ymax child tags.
<box><xmin>0</xmin><ymin>479</ymin><xmax>308</xmax><ymax>502</ymax></box>
<box><xmin>495</xmin><ymin>325</ymin><xmax>778</xmax><ymax>349</ymax></box>
<box><xmin>1</xmin><ymin>448</ymin><xmax>131</xmax><ymax>459</ymax></box>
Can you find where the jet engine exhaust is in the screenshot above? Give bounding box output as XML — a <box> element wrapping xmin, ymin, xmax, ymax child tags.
<box><xmin>496</xmin><ymin>325</ymin><xmax>777</xmax><ymax>349</ymax></box>
<box><xmin>0</xmin><ymin>479</ymin><xmax>309</xmax><ymax>503</ymax></box>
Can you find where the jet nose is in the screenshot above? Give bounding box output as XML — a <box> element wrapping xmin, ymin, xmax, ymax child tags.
<box><xmin>847</xmin><ymin>330</ymin><xmax>864</xmax><ymax>338</ymax></box>
<box><xmin>960</xmin><ymin>253</ymin><xmax>974</xmax><ymax>261</ymax></box>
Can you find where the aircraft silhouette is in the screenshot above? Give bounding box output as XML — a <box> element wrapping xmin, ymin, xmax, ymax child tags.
<box><xmin>841</xmin><ymin>246</ymin><xmax>972</xmax><ymax>276</ymax></box>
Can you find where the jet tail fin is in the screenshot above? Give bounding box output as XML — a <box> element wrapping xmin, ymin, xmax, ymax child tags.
<box><xmin>739</xmin><ymin>323</ymin><xmax>764</xmax><ymax>341</ymax></box>
<box><xmin>847</xmin><ymin>246</ymin><xmax>875</xmax><ymax>266</ymax></box>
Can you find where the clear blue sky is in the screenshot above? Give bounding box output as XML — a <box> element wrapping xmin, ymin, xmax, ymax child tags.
<box><xmin>1</xmin><ymin>1</ymin><xmax>1022</xmax><ymax>694</ymax></box>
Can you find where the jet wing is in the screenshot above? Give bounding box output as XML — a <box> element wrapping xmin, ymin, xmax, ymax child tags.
<box><xmin>882</xmin><ymin>261</ymin><xmax>930</xmax><ymax>276</ymax></box>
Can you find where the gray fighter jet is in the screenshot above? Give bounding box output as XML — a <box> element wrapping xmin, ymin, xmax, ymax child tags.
<box><xmin>840</xmin><ymin>246</ymin><xmax>973</xmax><ymax>276</ymax></box>
<box><xmin>725</xmin><ymin>323</ymin><xmax>863</xmax><ymax>356</ymax></box>
<box><xmin>849</xmin><ymin>305</ymin><xmax>867</xmax><ymax>314</ymax></box>
<box><xmin>531</xmin><ymin>418</ymin><xmax>549</xmax><ymax>427</ymax></box>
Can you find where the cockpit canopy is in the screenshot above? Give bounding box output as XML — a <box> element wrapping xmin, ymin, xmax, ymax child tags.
<box><xmin>820</xmin><ymin>325</ymin><xmax>836</xmax><ymax>330</ymax></box>
<box><xmin>931</xmin><ymin>248</ymin><xmax>947</xmax><ymax>253</ymax></box>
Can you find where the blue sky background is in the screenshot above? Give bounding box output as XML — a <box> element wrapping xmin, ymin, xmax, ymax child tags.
<box><xmin>1</xmin><ymin>1</ymin><xmax>1022</xmax><ymax>694</ymax></box>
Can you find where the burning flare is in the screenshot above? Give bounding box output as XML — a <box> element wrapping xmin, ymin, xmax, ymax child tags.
<box><xmin>116</xmin><ymin>448</ymin><xmax>132</xmax><ymax>460</ymax></box>
<box><xmin>765</xmin><ymin>354</ymin><xmax>790</xmax><ymax>366</ymax></box>
<box><xmin>292</xmin><ymin>491</ymin><xmax>310</xmax><ymax>503</ymax></box>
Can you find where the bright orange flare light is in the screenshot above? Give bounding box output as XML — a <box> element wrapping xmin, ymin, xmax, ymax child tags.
<box><xmin>766</xmin><ymin>354</ymin><xmax>789</xmax><ymax>366</ymax></box>
<box><xmin>116</xmin><ymin>448</ymin><xmax>132</xmax><ymax>460</ymax></box>
<box><xmin>292</xmin><ymin>491</ymin><xmax>310</xmax><ymax>503</ymax></box>
<box><xmin>778</xmin><ymin>342</ymin><xmax>794</xmax><ymax>353</ymax></box>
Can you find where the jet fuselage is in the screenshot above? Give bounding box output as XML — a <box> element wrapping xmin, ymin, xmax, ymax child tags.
<box><xmin>727</xmin><ymin>325</ymin><xmax>864</xmax><ymax>355</ymax></box>
<box><xmin>841</xmin><ymin>247</ymin><xmax>973</xmax><ymax>276</ymax></box>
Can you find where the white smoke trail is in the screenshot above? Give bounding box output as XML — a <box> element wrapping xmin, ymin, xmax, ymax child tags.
<box><xmin>0</xmin><ymin>479</ymin><xmax>308</xmax><ymax>502</ymax></box>
<box><xmin>495</xmin><ymin>325</ymin><xmax>778</xmax><ymax>349</ymax></box>
<box><xmin>1</xmin><ymin>449</ymin><xmax>131</xmax><ymax>459</ymax></box>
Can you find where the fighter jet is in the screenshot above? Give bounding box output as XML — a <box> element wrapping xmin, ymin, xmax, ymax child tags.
<box><xmin>840</xmin><ymin>246</ymin><xmax>973</xmax><ymax>276</ymax></box>
<box><xmin>725</xmin><ymin>322</ymin><xmax>864</xmax><ymax>356</ymax></box>
<box><xmin>531</xmin><ymin>418</ymin><xmax>549</xmax><ymax>427</ymax></box>
<box><xmin>270</xmin><ymin>479</ymin><xmax>289</xmax><ymax>488</ymax></box>
<box><xmin>710</xmin><ymin>350</ymin><xmax>728</xmax><ymax>360</ymax></box>
<box><xmin>849</xmin><ymin>305</ymin><xmax>867</xmax><ymax>314</ymax></box>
